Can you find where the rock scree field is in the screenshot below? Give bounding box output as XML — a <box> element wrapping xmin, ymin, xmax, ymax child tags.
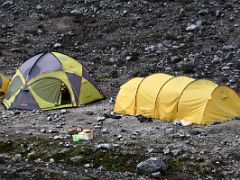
<box><xmin>0</xmin><ymin>0</ymin><xmax>240</xmax><ymax>179</ymax></box>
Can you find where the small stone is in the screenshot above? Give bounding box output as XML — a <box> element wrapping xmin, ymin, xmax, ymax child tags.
<box><xmin>56</xmin><ymin>124</ymin><xmax>63</xmax><ymax>128</ymax></box>
<box><xmin>97</xmin><ymin>116</ymin><xmax>106</xmax><ymax>122</ymax></box>
<box><xmin>103</xmin><ymin>111</ymin><xmax>122</xmax><ymax>119</ymax></box>
<box><xmin>36</xmin><ymin>110</ymin><xmax>41</xmax><ymax>114</ymax></box>
<box><xmin>163</xmin><ymin>147</ymin><xmax>170</xmax><ymax>154</ymax></box>
<box><xmin>2</xmin><ymin>1</ymin><xmax>13</xmax><ymax>8</ymax></box>
<box><xmin>126</xmin><ymin>56</ymin><xmax>132</xmax><ymax>61</ymax></box>
<box><xmin>215</xmin><ymin>10</ymin><xmax>221</xmax><ymax>17</ymax></box>
<box><xmin>96</xmin><ymin>144</ymin><xmax>111</xmax><ymax>150</ymax></box>
<box><xmin>113</xmin><ymin>144</ymin><xmax>120</xmax><ymax>148</ymax></box>
<box><xmin>65</xmin><ymin>143</ymin><xmax>71</xmax><ymax>147</ymax></box>
<box><xmin>84</xmin><ymin>164</ymin><xmax>91</xmax><ymax>168</ymax></box>
<box><xmin>36</xmin><ymin>5</ymin><xmax>42</xmax><ymax>10</ymax></box>
<box><xmin>54</xmin><ymin>43</ymin><xmax>62</xmax><ymax>48</ymax></box>
<box><xmin>147</xmin><ymin>148</ymin><xmax>154</xmax><ymax>153</ymax></box>
<box><xmin>49</xmin><ymin>158</ymin><xmax>55</xmax><ymax>163</ymax></box>
<box><xmin>151</xmin><ymin>171</ymin><xmax>161</xmax><ymax>179</ymax></box>
<box><xmin>61</xmin><ymin>109</ymin><xmax>67</xmax><ymax>114</ymax></box>
<box><xmin>117</xmin><ymin>134</ymin><xmax>122</xmax><ymax>140</ymax></box>
<box><xmin>222</xmin><ymin>66</ymin><xmax>230</xmax><ymax>70</ymax></box>
<box><xmin>70</xmin><ymin>156</ymin><xmax>83</xmax><ymax>165</ymax></box>
<box><xmin>53</xmin><ymin>135</ymin><xmax>61</xmax><ymax>140</ymax></box>
<box><xmin>40</xmin><ymin>128</ymin><xmax>46</xmax><ymax>133</ymax></box>
<box><xmin>133</xmin><ymin>131</ymin><xmax>139</xmax><ymax>136</ymax></box>
<box><xmin>101</xmin><ymin>128</ymin><xmax>109</xmax><ymax>134</ymax></box>
<box><xmin>47</xmin><ymin>116</ymin><xmax>52</xmax><ymax>121</ymax></box>
<box><xmin>223</xmin><ymin>45</ymin><xmax>235</xmax><ymax>51</ymax></box>
<box><xmin>13</xmin><ymin>154</ymin><xmax>22</xmax><ymax>162</ymax></box>
<box><xmin>94</xmin><ymin>125</ymin><xmax>102</xmax><ymax>129</ymax></box>
<box><xmin>198</xmin><ymin>9</ymin><xmax>208</xmax><ymax>16</ymax></box>
<box><xmin>186</xmin><ymin>20</ymin><xmax>202</xmax><ymax>31</ymax></box>
<box><xmin>62</xmin><ymin>171</ymin><xmax>68</xmax><ymax>175</ymax></box>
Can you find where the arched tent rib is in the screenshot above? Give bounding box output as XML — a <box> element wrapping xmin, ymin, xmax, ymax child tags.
<box><xmin>177</xmin><ymin>79</ymin><xmax>218</xmax><ymax>124</ymax></box>
<box><xmin>135</xmin><ymin>73</ymin><xmax>173</xmax><ymax>118</ymax></box>
<box><xmin>154</xmin><ymin>76</ymin><xmax>194</xmax><ymax>120</ymax></box>
<box><xmin>114</xmin><ymin>77</ymin><xmax>144</xmax><ymax>115</ymax></box>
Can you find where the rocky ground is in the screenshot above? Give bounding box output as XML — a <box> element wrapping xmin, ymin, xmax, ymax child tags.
<box><xmin>0</xmin><ymin>102</ymin><xmax>240</xmax><ymax>179</ymax></box>
<box><xmin>0</xmin><ymin>0</ymin><xmax>240</xmax><ymax>179</ymax></box>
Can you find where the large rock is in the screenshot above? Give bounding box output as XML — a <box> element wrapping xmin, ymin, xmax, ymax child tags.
<box><xmin>136</xmin><ymin>157</ymin><xmax>166</xmax><ymax>175</ymax></box>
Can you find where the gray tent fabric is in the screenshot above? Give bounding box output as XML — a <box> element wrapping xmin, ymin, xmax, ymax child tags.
<box><xmin>0</xmin><ymin>75</ymin><xmax>2</xmax><ymax>88</ymax></box>
<box><xmin>66</xmin><ymin>73</ymin><xmax>82</xmax><ymax>105</ymax></box>
<box><xmin>82</xmin><ymin>68</ymin><xmax>98</xmax><ymax>88</ymax></box>
<box><xmin>19</xmin><ymin>53</ymin><xmax>62</xmax><ymax>80</ymax></box>
<box><xmin>19</xmin><ymin>53</ymin><xmax>43</xmax><ymax>79</ymax></box>
<box><xmin>28</xmin><ymin>53</ymin><xmax>62</xmax><ymax>80</ymax></box>
<box><xmin>9</xmin><ymin>89</ymin><xmax>40</xmax><ymax>110</ymax></box>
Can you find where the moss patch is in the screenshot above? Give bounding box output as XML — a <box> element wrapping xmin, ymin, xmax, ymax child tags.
<box><xmin>93</xmin><ymin>150</ymin><xmax>146</xmax><ymax>172</ymax></box>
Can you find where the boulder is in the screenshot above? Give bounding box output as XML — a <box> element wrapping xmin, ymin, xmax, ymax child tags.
<box><xmin>136</xmin><ymin>157</ymin><xmax>166</xmax><ymax>175</ymax></box>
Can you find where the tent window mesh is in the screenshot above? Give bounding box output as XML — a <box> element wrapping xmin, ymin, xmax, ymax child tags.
<box><xmin>5</xmin><ymin>76</ymin><xmax>23</xmax><ymax>100</ymax></box>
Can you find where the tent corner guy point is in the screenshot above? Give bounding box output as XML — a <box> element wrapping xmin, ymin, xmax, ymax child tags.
<box><xmin>114</xmin><ymin>73</ymin><xmax>240</xmax><ymax>125</ymax></box>
<box><xmin>3</xmin><ymin>52</ymin><xmax>103</xmax><ymax>111</ymax></box>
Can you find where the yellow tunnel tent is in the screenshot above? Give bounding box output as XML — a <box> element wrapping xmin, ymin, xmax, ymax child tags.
<box><xmin>114</xmin><ymin>73</ymin><xmax>240</xmax><ymax>125</ymax></box>
<box><xmin>3</xmin><ymin>52</ymin><xmax>103</xmax><ymax>110</ymax></box>
<box><xmin>0</xmin><ymin>73</ymin><xmax>10</xmax><ymax>100</ymax></box>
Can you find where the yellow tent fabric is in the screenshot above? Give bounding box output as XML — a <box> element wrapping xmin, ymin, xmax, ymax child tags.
<box><xmin>114</xmin><ymin>77</ymin><xmax>144</xmax><ymax>115</ymax></box>
<box><xmin>114</xmin><ymin>73</ymin><xmax>240</xmax><ymax>125</ymax></box>
<box><xmin>177</xmin><ymin>80</ymin><xmax>218</xmax><ymax>124</ymax></box>
<box><xmin>136</xmin><ymin>73</ymin><xmax>173</xmax><ymax>117</ymax></box>
<box><xmin>0</xmin><ymin>74</ymin><xmax>10</xmax><ymax>100</ymax></box>
<box><xmin>177</xmin><ymin>81</ymin><xmax>240</xmax><ymax>124</ymax></box>
<box><xmin>3</xmin><ymin>52</ymin><xmax>103</xmax><ymax>110</ymax></box>
<box><xmin>155</xmin><ymin>76</ymin><xmax>194</xmax><ymax>120</ymax></box>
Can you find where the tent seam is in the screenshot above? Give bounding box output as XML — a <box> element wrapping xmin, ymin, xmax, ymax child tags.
<box><xmin>153</xmin><ymin>76</ymin><xmax>175</xmax><ymax>118</ymax></box>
